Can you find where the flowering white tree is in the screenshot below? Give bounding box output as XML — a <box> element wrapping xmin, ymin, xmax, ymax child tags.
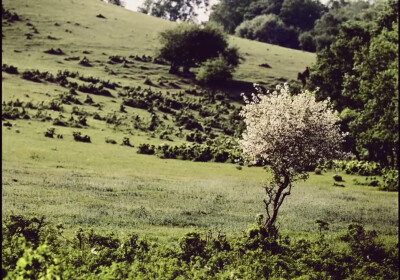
<box><xmin>240</xmin><ymin>84</ymin><xmax>344</xmax><ymax>230</ymax></box>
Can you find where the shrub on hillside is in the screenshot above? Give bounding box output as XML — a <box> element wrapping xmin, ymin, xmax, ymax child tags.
<box><xmin>78</xmin><ymin>84</ymin><xmax>112</xmax><ymax>97</ymax></box>
<box><xmin>137</xmin><ymin>143</ymin><xmax>155</xmax><ymax>155</ymax></box>
<box><xmin>22</xmin><ymin>69</ymin><xmax>55</xmax><ymax>83</ymax></box>
<box><xmin>44</xmin><ymin>48</ymin><xmax>64</xmax><ymax>55</ymax></box>
<box><xmin>72</xmin><ymin>131</ymin><xmax>91</xmax><ymax>143</ymax></box>
<box><xmin>105</xmin><ymin>138</ymin><xmax>117</xmax><ymax>144</ymax></box>
<box><xmin>79</xmin><ymin>57</ymin><xmax>92</xmax><ymax>67</ymax></box>
<box><xmin>2</xmin><ymin>64</ymin><xmax>18</xmax><ymax>74</ymax></box>
<box><xmin>2</xmin><ymin>5</ymin><xmax>20</xmax><ymax>22</ymax></box>
<box><xmin>2</xmin><ymin>104</ymin><xmax>30</xmax><ymax>120</ymax></box>
<box><xmin>44</xmin><ymin>128</ymin><xmax>56</xmax><ymax>138</ymax></box>
<box><xmin>196</xmin><ymin>57</ymin><xmax>234</xmax><ymax>87</ymax></box>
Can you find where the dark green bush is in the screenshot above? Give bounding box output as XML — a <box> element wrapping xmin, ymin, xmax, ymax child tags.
<box><xmin>79</xmin><ymin>56</ymin><xmax>92</xmax><ymax>67</ymax></box>
<box><xmin>72</xmin><ymin>131</ymin><xmax>91</xmax><ymax>143</ymax></box>
<box><xmin>137</xmin><ymin>143</ymin><xmax>155</xmax><ymax>155</ymax></box>
<box><xmin>196</xmin><ymin>57</ymin><xmax>234</xmax><ymax>87</ymax></box>
<box><xmin>44</xmin><ymin>48</ymin><xmax>64</xmax><ymax>55</ymax></box>
<box><xmin>78</xmin><ymin>84</ymin><xmax>112</xmax><ymax>97</ymax></box>
<box><xmin>22</xmin><ymin>69</ymin><xmax>55</xmax><ymax>83</ymax></box>
<box><xmin>2</xmin><ymin>64</ymin><xmax>19</xmax><ymax>74</ymax></box>
<box><xmin>380</xmin><ymin>168</ymin><xmax>399</xmax><ymax>191</ymax></box>
<box><xmin>2</xmin><ymin>104</ymin><xmax>30</xmax><ymax>120</ymax></box>
<box><xmin>335</xmin><ymin>160</ymin><xmax>383</xmax><ymax>176</ymax></box>
<box><xmin>333</xmin><ymin>174</ymin><xmax>342</xmax><ymax>182</ymax></box>
<box><xmin>105</xmin><ymin>138</ymin><xmax>117</xmax><ymax>144</ymax></box>
<box><xmin>44</xmin><ymin>128</ymin><xmax>56</xmax><ymax>138</ymax></box>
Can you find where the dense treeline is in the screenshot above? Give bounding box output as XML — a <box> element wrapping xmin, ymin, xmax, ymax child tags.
<box><xmin>307</xmin><ymin>0</ymin><xmax>398</xmax><ymax>168</ymax></box>
<box><xmin>209</xmin><ymin>0</ymin><xmax>326</xmax><ymax>50</ymax></box>
<box><xmin>2</xmin><ymin>215</ymin><xmax>398</xmax><ymax>279</ymax></box>
<box><xmin>208</xmin><ymin>0</ymin><xmax>381</xmax><ymax>52</ymax></box>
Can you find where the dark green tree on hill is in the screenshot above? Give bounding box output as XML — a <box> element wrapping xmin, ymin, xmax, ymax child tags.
<box><xmin>279</xmin><ymin>0</ymin><xmax>326</xmax><ymax>31</ymax></box>
<box><xmin>138</xmin><ymin>0</ymin><xmax>209</xmax><ymax>22</ymax></box>
<box><xmin>235</xmin><ymin>14</ymin><xmax>299</xmax><ymax>49</ymax></box>
<box><xmin>157</xmin><ymin>23</ymin><xmax>241</xmax><ymax>74</ymax></box>
<box><xmin>208</xmin><ymin>0</ymin><xmax>257</xmax><ymax>34</ymax></box>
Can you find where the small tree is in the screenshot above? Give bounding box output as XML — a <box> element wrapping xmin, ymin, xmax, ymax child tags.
<box><xmin>240</xmin><ymin>84</ymin><xmax>344</xmax><ymax>231</ymax></box>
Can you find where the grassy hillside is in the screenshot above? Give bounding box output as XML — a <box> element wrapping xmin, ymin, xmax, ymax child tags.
<box><xmin>2</xmin><ymin>0</ymin><xmax>398</xmax><ymax>245</ymax></box>
<box><xmin>1</xmin><ymin>0</ymin><xmax>315</xmax><ymax>88</ymax></box>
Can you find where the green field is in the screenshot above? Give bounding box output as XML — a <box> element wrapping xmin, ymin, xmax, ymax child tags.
<box><xmin>2</xmin><ymin>0</ymin><xmax>398</xmax><ymax>247</ymax></box>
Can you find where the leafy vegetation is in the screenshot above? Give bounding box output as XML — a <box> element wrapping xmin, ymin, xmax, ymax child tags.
<box><xmin>2</xmin><ymin>215</ymin><xmax>398</xmax><ymax>279</ymax></box>
<box><xmin>210</xmin><ymin>0</ymin><xmax>327</xmax><ymax>50</ymax></box>
<box><xmin>308</xmin><ymin>0</ymin><xmax>398</xmax><ymax>168</ymax></box>
<box><xmin>158</xmin><ymin>23</ymin><xmax>240</xmax><ymax>74</ymax></box>
<box><xmin>138</xmin><ymin>0</ymin><xmax>209</xmax><ymax>22</ymax></box>
<box><xmin>2</xmin><ymin>0</ymin><xmax>398</xmax><ymax>277</ymax></box>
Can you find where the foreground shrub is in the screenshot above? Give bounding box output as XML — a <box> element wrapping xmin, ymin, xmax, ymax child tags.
<box><xmin>2</xmin><ymin>215</ymin><xmax>398</xmax><ymax>280</ymax></box>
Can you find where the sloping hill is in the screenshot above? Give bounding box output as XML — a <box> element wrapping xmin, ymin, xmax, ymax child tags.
<box><xmin>2</xmin><ymin>0</ymin><xmax>315</xmax><ymax>88</ymax></box>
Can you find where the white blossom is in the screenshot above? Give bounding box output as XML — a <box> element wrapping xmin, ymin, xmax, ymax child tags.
<box><xmin>240</xmin><ymin>83</ymin><xmax>343</xmax><ymax>178</ymax></box>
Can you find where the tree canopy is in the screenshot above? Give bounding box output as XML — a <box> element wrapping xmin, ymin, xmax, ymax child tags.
<box><xmin>138</xmin><ymin>0</ymin><xmax>209</xmax><ymax>22</ymax></box>
<box><xmin>279</xmin><ymin>0</ymin><xmax>326</xmax><ymax>31</ymax></box>
<box><xmin>235</xmin><ymin>14</ymin><xmax>299</xmax><ymax>49</ymax></box>
<box><xmin>157</xmin><ymin>23</ymin><xmax>240</xmax><ymax>73</ymax></box>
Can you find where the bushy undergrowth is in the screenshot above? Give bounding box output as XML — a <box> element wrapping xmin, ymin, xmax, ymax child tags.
<box><xmin>137</xmin><ymin>142</ymin><xmax>242</xmax><ymax>163</ymax></box>
<box><xmin>72</xmin><ymin>131</ymin><xmax>91</xmax><ymax>143</ymax></box>
<box><xmin>2</xmin><ymin>64</ymin><xmax>19</xmax><ymax>74</ymax></box>
<box><xmin>2</xmin><ymin>215</ymin><xmax>398</xmax><ymax>279</ymax></box>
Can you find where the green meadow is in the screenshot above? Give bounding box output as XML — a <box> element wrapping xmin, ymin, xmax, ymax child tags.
<box><xmin>2</xmin><ymin>0</ymin><xmax>398</xmax><ymax>248</ymax></box>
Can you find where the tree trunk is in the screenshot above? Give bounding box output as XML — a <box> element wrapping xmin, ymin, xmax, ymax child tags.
<box><xmin>264</xmin><ymin>174</ymin><xmax>291</xmax><ymax>230</ymax></box>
